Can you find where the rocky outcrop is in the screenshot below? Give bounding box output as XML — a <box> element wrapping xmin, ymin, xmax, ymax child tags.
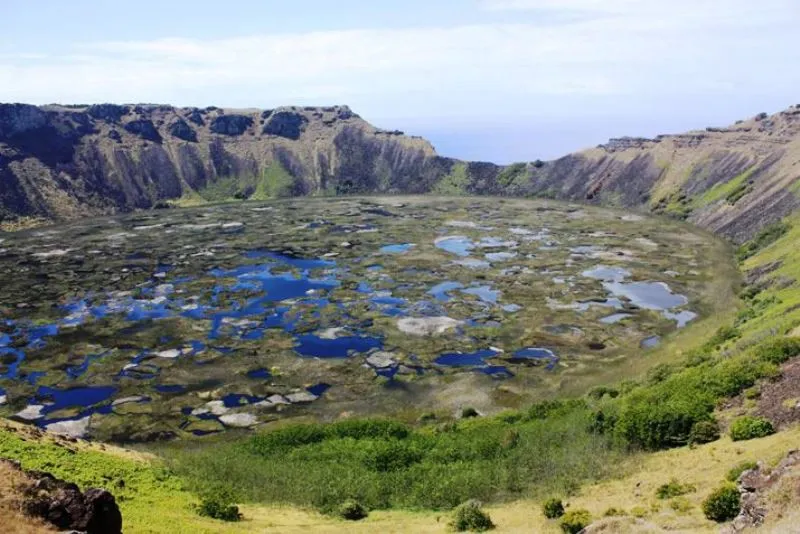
<box><xmin>722</xmin><ymin>449</ymin><xmax>800</xmax><ymax>533</ymax></box>
<box><xmin>123</xmin><ymin>119</ymin><xmax>162</xmax><ymax>143</ymax></box>
<box><xmin>210</xmin><ymin>114</ymin><xmax>253</xmax><ymax>136</ymax></box>
<box><xmin>1</xmin><ymin>459</ymin><xmax>123</xmax><ymax>534</ymax></box>
<box><xmin>0</xmin><ymin>103</ymin><xmax>441</xmax><ymax>222</ymax></box>
<box><xmin>262</xmin><ymin>110</ymin><xmax>308</xmax><ymax>139</ymax></box>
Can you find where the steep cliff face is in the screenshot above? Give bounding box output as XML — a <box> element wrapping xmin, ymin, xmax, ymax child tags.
<box><xmin>0</xmin><ymin>103</ymin><xmax>444</xmax><ymax>221</ymax></box>
<box><xmin>518</xmin><ymin>107</ymin><xmax>800</xmax><ymax>242</ymax></box>
<box><xmin>2</xmin><ymin>102</ymin><xmax>800</xmax><ymax>243</ymax></box>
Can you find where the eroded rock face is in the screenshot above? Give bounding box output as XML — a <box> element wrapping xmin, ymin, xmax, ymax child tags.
<box><xmin>86</xmin><ymin>104</ymin><xmax>129</xmax><ymax>123</ymax></box>
<box><xmin>210</xmin><ymin>114</ymin><xmax>254</xmax><ymax>136</ymax></box>
<box><xmin>0</xmin><ymin>103</ymin><xmax>47</xmax><ymax>136</ymax></box>
<box><xmin>1</xmin><ymin>459</ymin><xmax>123</xmax><ymax>534</ymax></box>
<box><xmin>124</xmin><ymin>119</ymin><xmax>162</xmax><ymax>143</ymax></box>
<box><xmin>168</xmin><ymin>118</ymin><xmax>197</xmax><ymax>142</ymax></box>
<box><xmin>262</xmin><ymin>111</ymin><xmax>308</xmax><ymax>140</ymax></box>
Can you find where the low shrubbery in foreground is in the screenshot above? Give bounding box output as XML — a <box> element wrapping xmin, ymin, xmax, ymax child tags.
<box><xmin>164</xmin><ymin>331</ymin><xmax>792</xmax><ymax>514</ymax></box>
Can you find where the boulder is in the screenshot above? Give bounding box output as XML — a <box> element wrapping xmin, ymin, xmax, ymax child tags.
<box><xmin>11</xmin><ymin>462</ymin><xmax>123</xmax><ymax>534</ymax></box>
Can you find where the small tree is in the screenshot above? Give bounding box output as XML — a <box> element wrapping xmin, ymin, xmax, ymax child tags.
<box><xmin>559</xmin><ymin>509</ymin><xmax>592</xmax><ymax>534</ymax></box>
<box><xmin>338</xmin><ymin>499</ymin><xmax>368</xmax><ymax>521</ymax></box>
<box><xmin>542</xmin><ymin>498</ymin><xmax>565</xmax><ymax>519</ymax></box>
<box><xmin>450</xmin><ymin>500</ymin><xmax>495</xmax><ymax>532</ymax></box>
<box><xmin>702</xmin><ymin>484</ymin><xmax>740</xmax><ymax>522</ymax></box>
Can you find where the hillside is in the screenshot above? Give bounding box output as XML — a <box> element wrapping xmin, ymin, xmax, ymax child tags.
<box><xmin>0</xmin><ymin>103</ymin><xmax>451</xmax><ymax>223</ymax></box>
<box><xmin>3</xmin><ymin>103</ymin><xmax>800</xmax><ymax>242</ymax></box>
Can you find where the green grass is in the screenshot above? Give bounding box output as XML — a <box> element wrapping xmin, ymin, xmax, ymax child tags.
<box><xmin>162</xmin><ymin>405</ymin><xmax>624</xmax><ymax>513</ymax></box>
<box><xmin>0</xmin><ymin>427</ymin><xmax>215</xmax><ymax>533</ymax></box>
<box><xmin>187</xmin><ymin>162</ymin><xmax>296</xmax><ymax>203</ymax></box>
<box><xmin>252</xmin><ymin>163</ymin><xmax>294</xmax><ymax>200</ymax></box>
<box><xmin>433</xmin><ymin>162</ymin><xmax>469</xmax><ymax>195</ymax></box>
<box><xmin>694</xmin><ymin>168</ymin><xmax>755</xmax><ymax>208</ymax></box>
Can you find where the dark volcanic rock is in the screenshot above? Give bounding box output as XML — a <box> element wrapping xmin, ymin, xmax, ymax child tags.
<box><xmin>123</xmin><ymin>119</ymin><xmax>162</xmax><ymax>143</ymax></box>
<box><xmin>3</xmin><ymin>460</ymin><xmax>123</xmax><ymax>534</ymax></box>
<box><xmin>185</xmin><ymin>108</ymin><xmax>205</xmax><ymax>126</ymax></box>
<box><xmin>168</xmin><ymin>118</ymin><xmax>197</xmax><ymax>142</ymax></box>
<box><xmin>0</xmin><ymin>103</ymin><xmax>47</xmax><ymax>137</ymax></box>
<box><xmin>210</xmin><ymin>114</ymin><xmax>254</xmax><ymax>136</ymax></box>
<box><xmin>86</xmin><ymin>104</ymin><xmax>129</xmax><ymax>123</ymax></box>
<box><xmin>262</xmin><ymin>111</ymin><xmax>308</xmax><ymax>140</ymax></box>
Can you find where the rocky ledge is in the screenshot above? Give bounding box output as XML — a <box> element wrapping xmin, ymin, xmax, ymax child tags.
<box><xmin>1</xmin><ymin>458</ymin><xmax>122</xmax><ymax>534</ymax></box>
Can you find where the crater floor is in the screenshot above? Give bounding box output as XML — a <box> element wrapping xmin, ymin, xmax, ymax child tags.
<box><xmin>0</xmin><ymin>196</ymin><xmax>732</xmax><ymax>441</ymax></box>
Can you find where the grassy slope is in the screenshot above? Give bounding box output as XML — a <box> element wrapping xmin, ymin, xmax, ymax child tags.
<box><xmin>3</xmin><ymin>418</ymin><xmax>798</xmax><ymax>533</ymax></box>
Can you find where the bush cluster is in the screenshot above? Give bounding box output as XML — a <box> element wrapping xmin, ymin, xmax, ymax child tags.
<box><xmin>729</xmin><ymin>416</ymin><xmax>775</xmax><ymax>441</ymax></box>
<box><xmin>197</xmin><ymin>497</ymin><xmax>241</xmax><ymax>522</ymax></box>
<box><xmin>702</xmin><ymin>484</ymin><xmax>741</xmax><ymax>522</ymax></box>
<box><xmin>338</xmin><ymin>499</ymin><xmax>368</xmax><ymax>521</ymax></box>
<box><xmin>542</xmin><ymin>498</ymin><xmax>565</xmax><ymax>519</ymax></box>
<box><xmin>450</xmin><ymin>500</ymin><xmax>494</xmax><ymax>532</ymax></box>
<box><xmin>689</xmin><ymin>420</ymin><xmax>720</xmax><ymax>444</ymax></box>
<box><xmin>559</xmin><ymin>509</ymin><xmax>592</xmax><ymax>534</ymax></box>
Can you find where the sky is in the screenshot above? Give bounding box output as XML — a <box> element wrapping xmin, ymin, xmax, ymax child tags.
<box><xmin>1</xmin><ymin>0</ymin><xmax>799</xmax><ymax>163</ymax></box>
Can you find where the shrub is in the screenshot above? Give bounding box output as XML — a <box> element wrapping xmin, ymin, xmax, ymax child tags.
<box><xmin>450</xmin><ymin>500</ymin><xmax>495</xmax><ymax>532</ymax></box>
<box><xmin>689</xmin><ymin>420</ymin><xmax>720</xmax><ymax>444</ymax></box>
<box><xmin>338</xmin><ymin>499</ymin><xmax>368</xmax><ymax>521</ymax></box>
<box><xmin>751</xmin><ymin>337</ymin><xmax>800</xmax><ymax>365</ymax></box>
<box><xmin>542</xmin><ymin>498</ymin><xmax>565</xmax><ymax>519</ymax></box>
<box><xmin>197</xmin><ymin>497</ymin><xmax>241</xmax><ymax>522</ymax></box>
<box><xmin>630</xmin><ymin>506</ymin><xmax>648</xmax><ymax>518</ymax></box>
<box><xmin>726</xmin><ymin>461</ymin><xmax>758</xmax><ymax>482</ymax></box>
<box><xmin>603</xmin><ymin>507</ymin><xmax>625</xmax><ymax>517</ymax></box>
<box><xmin>729</xmin><ymin>416</ymin><xmax>775</xmax><ymax>441</ymax></box>
<box><xmin>559</xmin><ymin>509</ymin><xmax>592</xmax><ymax>534</ymax></box>
<box><xmin>702</xmin><ymin>484</ymin><xmax>740</xmax><ymax>522</ymax></box>
<box><xmin>656</xmin><ymin>479</ymin><xmax>696</xmax><ymax>499</ymax></box>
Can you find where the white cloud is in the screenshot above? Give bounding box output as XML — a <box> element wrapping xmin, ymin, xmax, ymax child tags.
<box><xmin>0</xmin><ymin>0</ymin><xmax>797</xmax><ymax>125</ymax></box>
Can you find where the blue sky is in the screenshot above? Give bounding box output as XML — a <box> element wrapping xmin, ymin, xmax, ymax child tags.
<box><xmin>2</xmin><ymin>0</ymin><xmax>799</xmax><ymax>162</ymax></box>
